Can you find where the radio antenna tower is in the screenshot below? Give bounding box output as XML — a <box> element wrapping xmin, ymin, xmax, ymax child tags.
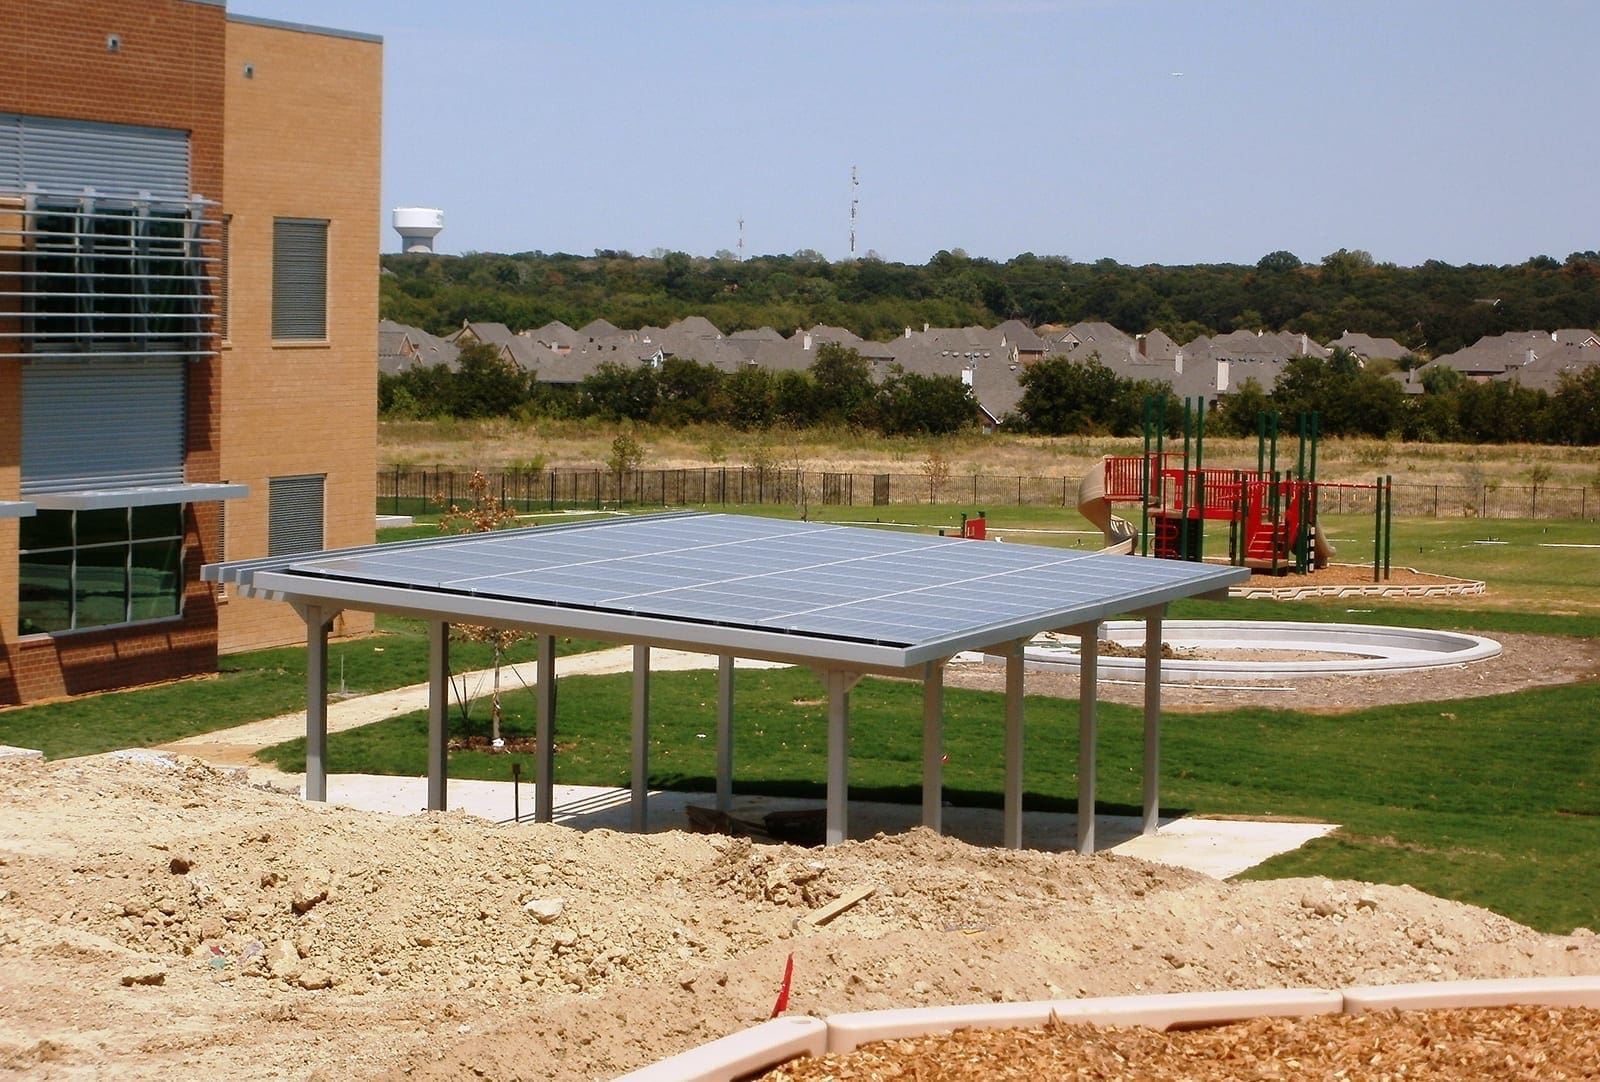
<box><xmin>737</xmin><ymin>216</ymin><xmax>744</xmax><ymax>262</ymax></box>
<box><xmin>849</xmin><ymin>166</ymin><xmax>859</xmax><ymax>258</ymax></box>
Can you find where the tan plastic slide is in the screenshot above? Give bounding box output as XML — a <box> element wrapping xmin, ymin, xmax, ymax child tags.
<box><xmin>1312</xmin><ymin>523</ymin><xmax>1336</xmax><ymax>569</ymax></box>
<box><xmin>1076</xmin><ymin>458</ymin><xmax>1140</xmax><ymax>555</ymax></box>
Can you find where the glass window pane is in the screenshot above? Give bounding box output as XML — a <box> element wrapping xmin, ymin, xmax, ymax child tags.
<box><xmin>75</xmin><ymin>545</ymin><xmax>129</xmax><ymax>629</ymax></box>
<box><xmin>76</xmin><ymin>508</ymin><xmax>129</xmax><ymax>547</ymax></box>
<box><xmin>130</xmin><ymin>540</ymin><xmax>182</xmax><ymax>621</ymax></box>
<box><xmin>20</xmin><ymin>509</ymin><xmax>73</xmax><ymax>551</ymax></box>
<box><xmin>132</xmin><ymin>503</ymin><xmax>183</xmax><ymax>540</ymax></box>
<box><xmin>18</xmin><ymin>550</ymin><xmax>72</xmax><ymax>635</ymax></box>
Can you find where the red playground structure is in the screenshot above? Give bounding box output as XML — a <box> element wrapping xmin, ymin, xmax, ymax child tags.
<box><xmin>1077</xmin><ymin>400</ymin><xmax>1394</xmax><ymax>578</ymax></box>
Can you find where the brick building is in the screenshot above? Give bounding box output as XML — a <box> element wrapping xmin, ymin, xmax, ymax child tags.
<box><xmin>0</xmin><ymin>1</ymin><xmax>380</xmax><ymax>704</ymax></box>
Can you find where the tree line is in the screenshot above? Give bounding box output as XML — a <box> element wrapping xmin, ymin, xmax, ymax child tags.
<box><xmin>1017</xmin><ymin>350</ymin><xmax>1600</xmax><ymax>444</ymax></box>
<box><xmin>383</xmin><ymin>342</ymin><xmax>1600</xmax><ymax>446</ymax></box>
<box><xmin>381</xmin><ymin>342</ymin><xmax>977</xmax><ymax>436</ymax></box>
<box><xmin>381</xmin><ymin>247</ymin><xmax>1600</xmax><ymax>358</ymax></box>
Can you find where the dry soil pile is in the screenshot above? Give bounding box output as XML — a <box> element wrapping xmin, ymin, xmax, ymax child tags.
<box><xmin>2</xmin><ymin>754</ymin><xmax>1598</xmax><ymax>1080</ymax></box>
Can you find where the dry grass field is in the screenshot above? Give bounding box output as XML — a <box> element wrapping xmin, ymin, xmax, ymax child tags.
<box><xmin>381</xmin><ymin>418</ymin><xmax>1600</xmax><ymax>492</ymax></box>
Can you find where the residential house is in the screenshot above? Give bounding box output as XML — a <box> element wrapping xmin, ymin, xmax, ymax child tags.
<box><xmin>1328</xmin><ymin>331</ymin><xmax>1409</xmax><ymax>363</ymax></box>
<box><xmin>379</xmin><ymin>319</ymin><xmax>459</xmax><ymax>374</ymax></box>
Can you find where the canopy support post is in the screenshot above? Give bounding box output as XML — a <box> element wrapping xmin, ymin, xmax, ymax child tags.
<box><xmin>1077</xmin><ymin>621</ymin><xmax>1102</xmax><ymax>854</ymax></box>
<box><xmin>427</xmin><ymin>619</ymin><xmax>449</xmax><ymax>812</ymax></box>
<box><xmin>1141</xmin><ymin>604</ymin><xmax>1167</xmax><ymax>836</ymax></box>
<box><xmin>825</xmin><ymin>669</ymin><xmax>861</xmax><ymax>846</ymax></box>
<box><xmin>535</xmin><ymin>633</ymin><xmax>556</xmax><ymax>822</ymax></box>
<box><xmin>922</xmin><ymin>660</ymin><xmax>945</xmax><ymax>832</ymax></box>
<box><xmin>631</xmin><ymin>644</ymin><xmax>650</xmax><ymax>832</ymax></box>
<box><xmin>1004</xmin><ymin>641</ymin><xmax>1026</xmax><ymax>849</ymax></box>
<box><xmin>299</xmin><ymin>604</ymin><xmax>335</xmax><ymax>803</ymax></box>
<box><xmin>716</xmin><ymin>654</ymin><xmax>735</xmax><ymax>812</ymax></box>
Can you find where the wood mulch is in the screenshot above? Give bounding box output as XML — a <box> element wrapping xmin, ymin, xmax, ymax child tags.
<box><xmin>761</xmin><ymin>1004</ymin><xmax>1600</xmax><ymax>1080</ymax></box>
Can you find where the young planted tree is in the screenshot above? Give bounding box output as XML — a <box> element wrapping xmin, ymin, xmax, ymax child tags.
<box><xmin>436</xmin><ymin>470</ymin><xmax>524</xmax><ymax>745</ymax></box>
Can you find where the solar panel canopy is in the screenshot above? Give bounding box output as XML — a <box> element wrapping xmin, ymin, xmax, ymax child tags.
<box><xmin>208</xmin><ymin>512</ymin><xmax>1249</xmax><ymax>670</ymax></box>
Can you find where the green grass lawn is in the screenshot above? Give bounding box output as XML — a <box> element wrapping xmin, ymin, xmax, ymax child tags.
<box><xmin>256</xmin><ymin>664</ymin><xmax>1600</xmax><ymax>935</ymax></box>
<box><xmin>0</xmin><ymin>614</ymin><xmax>612</xmax><ymax>759</ymax></box>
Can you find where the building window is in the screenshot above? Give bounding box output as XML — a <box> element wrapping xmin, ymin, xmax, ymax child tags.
<box><xmin>272</xmin><ymin>218</ymin><xmax>328</xmax><ymax>340</ymax></box>
<box><xmin>15</xmin><ymin>198</ymin><xmax>212</xmax><ymax>361</ymax></box>
<box><xmin>268</xmin><ymin>475</ymin><xmax>325</xmax><ymax>556</ymax></box>
<box><xmin>17</xmin><ymin>504</ymin><xmax>184</xmax><ymax>635</ymax></box>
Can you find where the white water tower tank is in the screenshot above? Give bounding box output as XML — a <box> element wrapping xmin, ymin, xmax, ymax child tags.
<box><xmin>393</xmin><ymin>207</ymin><xmax>444</xmax><ymax>253</ymax></box>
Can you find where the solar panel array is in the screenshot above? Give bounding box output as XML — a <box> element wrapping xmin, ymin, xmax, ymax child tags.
<box><xmin>291</xmin><ymin>513</ymin><xmax>1243</xmax><ymax>651</ymax></box>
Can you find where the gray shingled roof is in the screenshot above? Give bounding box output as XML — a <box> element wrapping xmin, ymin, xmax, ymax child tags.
<box><xmin>1329</xmin><ymin>331</ymin><xmax>1408</xmax><ymax>361</ymax></box>
<box><xmin>1496</xmin><ymin>342</ymin><xmax>1600</xmax><ymax>391</ymax></box>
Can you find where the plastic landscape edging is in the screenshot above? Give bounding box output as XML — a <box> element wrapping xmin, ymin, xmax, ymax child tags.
<box><xmin>613</xmin><ymin>976</ymin><xmax>1600</xmax><ymax>1080</ymax></box>
<box><xmin>824</xmin><ymin>986</ymin><xmax>1342</xmax><ymax>1053</ymax></box>
<box><xmin>610</xmin><ymin>1016</ymin><xmax>827</xmax><ymax>1082</ymax></box>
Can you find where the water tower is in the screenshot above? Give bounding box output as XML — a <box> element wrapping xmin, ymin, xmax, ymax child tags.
<box><xmin>392</xmin><ymin>207</ymin><xmax>444</xmax><ymax>253</ymax></box>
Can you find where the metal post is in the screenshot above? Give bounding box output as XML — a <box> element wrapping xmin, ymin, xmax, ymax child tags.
<box><xmin>535</xmin><ymin>634</ymin><xmax>556</xmax><ymax>822</ymax></box>
<box><xmin>1004</xmin><ymin>642</ymin><xmax>1025</xmax><ymax>849</ymax></box>
<box><xmin>1179</xmin><ymin>398</ymin><xmax>1192</xmax><ymax>561</ymax></box>
<box><xmin>427</xmin><ymin>620</ymin><xmax>449</xmax><ymax>812</ymax></box>
<box><xmin>1077</xmin><ymin>622</ymin><xmax>1100</xmax><ymax>854</ymax></box>
<box><xmin>303</xmin><ymin>605</ymin><xmax>331</xmax><ymax>803</ymax></box>
<box><xmin>716</xmin><ymin>655</ymin><xmax>734</xmax><ymax>812</ymax></box>
<box><xmin>1194</xmin><ymin>397</ymin><xmax>1206</xmax><ymax>561</ymax></box>
<box><xmin>631</xmin><ymin>644</ymin><xmax>650</xmax><ymax>832</ymax></box>
<box><xmin>1373</xmin><ymin>475</ymin><xmax>1383</xmax><ymax>583</ymax></box>
<box><xmin>922</xmin><ymin>661</ymin><xmax>944</xmax><ymax>832</ymax></box>
<box><xmin>1142</xmin><ymin>607</ymin><xmax>1164</xmax><ymax>835</ymax></box>
<box><xmin>1383</xmin><ymin>475</ymin><xmax>1394</xmax><ymax>580</ymax></box>
<box><xmin>1140</xmin><ymin>396</ymin><xmax>1153</xmax><ymax>557</ymax></box>
<box><xmin>825</xmin><ymin>670</ymin><xmax>859</xmax><ymax>846</ymax></box>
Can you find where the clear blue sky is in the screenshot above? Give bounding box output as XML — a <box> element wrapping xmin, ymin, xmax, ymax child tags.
<box><xmin>256</xmin><ymin>0</ymin><xmax>1599</xmax><ymax>268</ymax></box>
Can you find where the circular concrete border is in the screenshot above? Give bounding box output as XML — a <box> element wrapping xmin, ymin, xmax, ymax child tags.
<box><xmin>1023</xmin><ymin>621</ymin><xmax>1502</xmax><ymax>684</ymax></box>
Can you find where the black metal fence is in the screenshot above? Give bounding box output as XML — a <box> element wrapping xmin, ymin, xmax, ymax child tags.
<box><xmin>379</xmin><ymin>465</ymin><xmax>1599</xmax><ymax>521</ymax></box>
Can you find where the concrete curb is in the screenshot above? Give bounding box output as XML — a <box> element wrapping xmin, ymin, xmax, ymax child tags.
<box><xmin>1018</xmin><ymin>619</ymin><xmax>1502</xmax><ymax>683</ymax></box>
<box><xmin>615</xmin><ymin>976</ymin><xmax>1600</xmax><ymax>1081</ymax></box>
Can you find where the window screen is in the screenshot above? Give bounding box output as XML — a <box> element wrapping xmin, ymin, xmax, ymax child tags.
<box><xmin>271</xmin><ymin>218</ymin><xmax>328</xmax><ymax>340</ymax></box>
<box><xmin>267</xmin><ymin>474</ymin><xmax>325</xmax><ymax>556</ymax></box>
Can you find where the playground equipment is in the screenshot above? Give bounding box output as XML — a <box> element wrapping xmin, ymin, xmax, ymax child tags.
<box><xmin>1078</xmin><ymin>399</ymin><xmax>1395</xmax><ymax>579</ymax></box>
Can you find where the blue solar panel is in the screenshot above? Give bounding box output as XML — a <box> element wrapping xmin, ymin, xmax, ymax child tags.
<box><xmin>265</xmin><ymin>512</ymin><xmax>1245</xmax><ymax>655</ymax></box>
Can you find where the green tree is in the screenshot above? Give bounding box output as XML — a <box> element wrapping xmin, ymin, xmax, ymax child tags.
<box><xmin>876</xmin><ymin>367</ymin><xmax>976</xmax><ymax>436</ymax></box>
<box><xmin>1015</xmin><ymin>354</ymin><xmax>1124</xmax><ymax>435</ymax></box>
<box><xmin>809</xmin><ymin>343</ymin><xmax>877</xmax><ymax>427</ymax></box>
<box><xmin>578</xmin><ymin>361</ymin><xmax>658</xmax><ymax>421</ymax></box>
<box><xmin>1256</xmin><ymin>250</ymin><xmax>1303</xmax><ymax>273</ymax></box>
<box><xmin>1209</xmin><ymin>377</ymin><xmax>1273</xmax><ymax>437</ymax></box>
<box><xmin>652</xmin><ymin>357</ymin><xmax>724</xmax><ymax>425</ymax></box>
<box><xmin>1551</xmin><ymin>367</ymin><xmax>1600</xmax><ymax>445</ymax></box>
<box><xmin>724</xmin><ymin>366</ymin><xmax>778</xmax><ymax>429</ymax></box>
<box><xmin>774</xmin><ymin>370</ymin><xmax>819</xmax><ymax>427</ymax></box>
<box><xmin>452</xmin><ymin>342</ymin><xmax>531</xmax><ymax>419</ymax></box>
<box><xmin>378</xmin><ymin>363</ymin><xmax>453</xmax><ymax>419</ymax></box>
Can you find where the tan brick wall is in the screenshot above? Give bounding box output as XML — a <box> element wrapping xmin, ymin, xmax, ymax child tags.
<box><xmin>217</xmin><ymin>18</ymin><xmax>381</xmax><ymax>654</ymax></box>
<box><xmin>0</xmin><ymin>0</ymin><xmax>227</xmax><ymax>703</ymax></box>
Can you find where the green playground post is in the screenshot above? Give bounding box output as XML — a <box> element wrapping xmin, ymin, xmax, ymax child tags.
<box><xmin>1194</xmin><ymin>397</ymin><xmax>1206</xmax><ymax>562</ymax></box>
<box><xmin>1383</xmin><ymin>474</ymin><xmax>1394</xmax><ymax>580</ymax></box>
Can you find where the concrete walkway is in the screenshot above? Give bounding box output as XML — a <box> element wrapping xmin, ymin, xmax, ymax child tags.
<box><xmin>158</xmin><ymin>647</ymin><xmax>1336</xmax><ymax>880</ymax></box>
<box><xmin>158</xmin><ymin>645</ymin><xmax>788</xmax><ymax>767</ymax></box>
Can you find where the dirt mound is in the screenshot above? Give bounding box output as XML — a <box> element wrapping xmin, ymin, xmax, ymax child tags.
<box><xmin>1</xmin><ymin>753</ymin><xmax>1597</xmax><ymax>1080</ymax></box>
